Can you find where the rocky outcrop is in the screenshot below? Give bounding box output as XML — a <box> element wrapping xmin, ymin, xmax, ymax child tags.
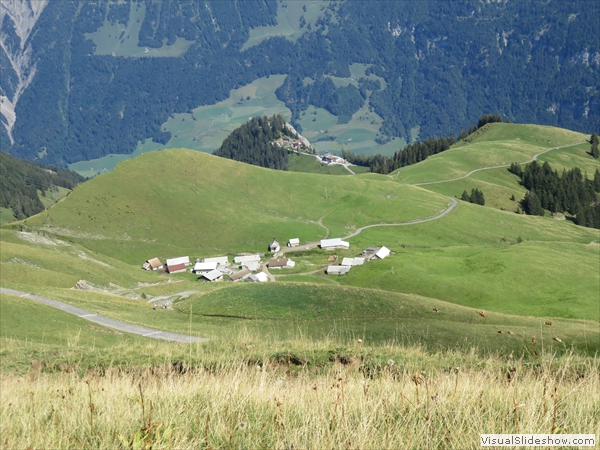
<box><xmin>0</xmin><ymin>0</ymin><xmax>49</xmax><ymax>143</ymax></box>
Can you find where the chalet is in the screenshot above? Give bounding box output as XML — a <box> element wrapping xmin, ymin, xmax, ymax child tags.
<box><xmin>247</xmin><ymin>272</ymin><xmax>269</xmax><ymax>282</ymax></box>
<box><xmin>269</xmin><ymin>239</ymin><xmax>281</xmax><ymax>253</ymax></box>
<box><xmin>267</xmin><ymin>258</ymin><xmax>296</xmax><ymax>269</ymax></box>
<box><xmin>327</xmin><ymin>265</ymin><xmax>351</xmax><ymax>275</ymax></box>
<box><xmin>320</xmin><ymin>238</ymin><xmax>350</xmax><ymax>249</ymax></box>
<box><xmin>228</xmin><ymin>268</ymin><xmax>251</xmax><ymax>282</ymax></box>
<box><xmin>198</xmin><ymin>269</ymin><xmax>223</xmax><ymax>282</ymax></box>
<box><xmin>142</xmin><ymin>257</ymin><xmax>163</xmax><ymax>271</ymax></box>
<box><xmin>340</xmin><ymin>257</ymin><xmax>365</xmax><ymax>267</ymax></box>
<box><xmin>234</xmin><ymin>254</ymin><xmax>261</xmax><ymax>264</ymax></box>
<box><xmin>374</xmin><ymin>246</ymin><xmax>391</xmax><ymax>260</ymax></box>
<box><xmin>166</xmin><ymin>256</ymin><xmax>190</xmax><ymax>267</ymax></box>
<box><xmin>167</xmin><ymin>263</ymin><xmax>187</xmax><ymax>274</ymax></box>
<box><xmin>287</xmin><ymin>238</ymin><xmax>300</xmax><ymax>247</ymax></box>
<box><xmin>203</xmin><ymin>256</ymin><xmax>229</xmax><ymax>266</ymax></box>
<box><xmin>321</xmin><ymin>154</ymin><xmax>348</xmax><ymax>165</ymax></box>
<box><xmin>192</xmin><ymin>261</ymin><xmax>218</xmax><ymax>273</ymax></box>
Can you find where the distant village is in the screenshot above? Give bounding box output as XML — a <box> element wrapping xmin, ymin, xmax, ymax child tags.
<box><xmin>142</xmin><ymin>237</ymin><xmax>390</xmax><ymax>282</ymax></box>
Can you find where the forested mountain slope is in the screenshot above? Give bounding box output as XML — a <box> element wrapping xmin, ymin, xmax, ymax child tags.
<box><xmin>0</xmin><ymin>151</ymin><xmax>85</xmax><ymax>221</ymax></box>
<box><xmin>1</xmin><ymin>0</ymin><xmax>598</xmax><ymax>165</ymax></box>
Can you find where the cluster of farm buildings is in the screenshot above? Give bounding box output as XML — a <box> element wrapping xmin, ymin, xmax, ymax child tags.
<box><xmin>321</xmin><ymin>154</ymin><xmax>349</xmax><ymax>165</ymax></box>
<box><xmin>142</xmin><ymin>237</ymin><xmax>390</xmax><ymax>282</ymax></box>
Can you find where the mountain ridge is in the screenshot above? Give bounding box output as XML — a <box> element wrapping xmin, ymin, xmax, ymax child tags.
<box><xmin>1</xmin><ymin>0</ymin><xmax>598</xmax><ymax>165</ymax></box>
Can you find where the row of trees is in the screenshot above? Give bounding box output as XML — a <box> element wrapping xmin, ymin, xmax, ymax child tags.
<box><xmin>509</xmin><ymin>161</ymin><xmax>600</xmax><ymax>228</ymax></box>
<box><xmin>341</xmin><ymin>134</ymin><xmax>457</xmax><ymax>174</ymax></box>
<box><xmin>341</xmin><ymin>113</ymin><xmax>504</xmax><ymax>174</ymax></box>
<box><xmin>214</xmin><ymin>115</ymin><xmax>294</xmax><ymax>170</ymax></box>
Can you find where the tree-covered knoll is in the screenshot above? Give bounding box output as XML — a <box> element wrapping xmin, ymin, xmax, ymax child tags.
<box><xmin>214</xmin><ymin>114</ymin><xmax>296</xmax><ymax>170</ymax></box>
<box><xmin>0</xmin><ymin>152</ymin><xmax>86</xmax><ymax>221</ymax></box>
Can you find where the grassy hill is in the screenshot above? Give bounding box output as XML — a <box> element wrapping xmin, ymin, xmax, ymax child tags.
<box><xmin>1</xmin><ymin>123</ymin><xmax>597</xmax><ymax>352</ymax></box>
<box><xmin>20</xmin><ymin>149</ymin><xmax>449</xmax><ymax>264</ymax></box>
<box><xmin>394</xmin><ymin>123</ymin><xmax>597</xmax><ymax>212</ymax></box>
<box><xmin>396</xmin><ymin>124</ymin><xmax>590</xmax><ymax>184</ymax></box>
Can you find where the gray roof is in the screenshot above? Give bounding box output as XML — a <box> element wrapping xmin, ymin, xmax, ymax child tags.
<box><xmin>340</xmin><ymin>257</ymin><xmax>365</xmax><ymax>266</ymax></box>
<box><xmin>234</xmin><ymin>254</ymin><xmax>261</xmax><ymax>264</ymax></box>
<box><xmin>327</xmin><ymin>265</ymin><xmax>351</xmax><ymax>275</ymax></box>
<box><xmin>203</xmin><ymin>256</ymin><xmax>229</xmax><ymax>266</ymax></box>
<box><xmin>243</xmin><ymin>261</ymin><xmax>261</xmax><ymax>271</ymax></box>
<box><xmin>201</xmin><ymin>269</ymin><xmax>223</xmax><ymax>281</ymax></box>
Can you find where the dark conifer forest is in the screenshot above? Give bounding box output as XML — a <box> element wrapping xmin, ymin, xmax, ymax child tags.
<box><xmin>509</xmin><ymin>161</ymin><xmax>600</xmax><ymax>229</ymax></box>
<box><xmin>0</xmin><ymin>152</ymin><xmax>86</xmax><ymax>220</ymax></box>
<box><xmin>1</xmin><ymin>1</ymin><xmax>598</xmax><ymax>165</ymax></box>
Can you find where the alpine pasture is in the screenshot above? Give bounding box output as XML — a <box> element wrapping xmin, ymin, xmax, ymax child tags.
<box><xmin>1</xmin><ymin>123</ymin><xmax>599</xmax><ymax>448</ymax></box>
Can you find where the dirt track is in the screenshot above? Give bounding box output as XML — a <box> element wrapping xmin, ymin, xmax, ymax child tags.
<box><xmin>1</xmin><ymin>287</ymin><xmax>205</xmax><ymax>343</ymax></box>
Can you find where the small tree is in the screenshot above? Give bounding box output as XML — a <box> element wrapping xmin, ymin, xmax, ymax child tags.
<box><xmin>591</xmin><ymin>143</ymin><xmax>599</xmax><ymax>159</ymax></box>
<box><xmin>461</xmin><ymin>190</ymin><xmax>471</xmax><ymax>202</ymax></box>
<box><xmin>470</xmin><ymin>188</ymin><xmax>485</xmax><ymax>206</ymax></box>
<box><xmin>523</xmin><ymin>190</ymin><xmax>544</xmax><ymax>216</ymax></box>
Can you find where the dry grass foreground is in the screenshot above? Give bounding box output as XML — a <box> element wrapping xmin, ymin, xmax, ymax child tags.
<box><xmin>2</xmin><ymin>338</ymin><xmax>598</xmax><ymax>450</ymax></box>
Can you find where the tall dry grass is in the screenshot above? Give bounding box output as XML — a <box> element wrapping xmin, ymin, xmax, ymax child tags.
<box><xmin>1</xmin><ymin>335</ymin><xmax>599</xmax><ymax>449</ymax></box>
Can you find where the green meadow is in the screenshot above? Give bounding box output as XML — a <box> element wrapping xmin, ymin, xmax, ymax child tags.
<box><xmin>298</xmin><ymin>67</ymin><xmax>403</xmax><ymax>158</ymax></box>
<box><xmin>84</xmin><ymin>2</ymin><xmax>193</xmax><ymax>58</ymax></box>
<box><xmin>32</xmin><ymin>150</ymin><xmax>450</xmax><ymax>264</ymax></box>
<box><xmin>2</xmin><ymin>122</ymin><xmax>599</xmax><ymax>366</ymax></box>
<box><xmin>413</xmin><ymin>166</ymin><xmax>527</xmax><ymax>211</ymax></box>
<box><xmin>0</xmin><ymin>293</ymin><xmax>144</xmax><ymax>350</ymax></box>
<box><xmin>241</xmin><ymin>0</ymin><xmax>332</xmax><ymax>51</ymax></box>
<box><xmin>0</xmin><ymin>207</ymin><xmax>16</xmax><ymax>224</ymax></box>
<box><xmin>536</xmin><ymin>141</ymin><xmax>600</xmax><ymax>174</ymax></box>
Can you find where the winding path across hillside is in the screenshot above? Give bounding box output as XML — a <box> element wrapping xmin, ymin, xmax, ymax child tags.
<box><xmin>0</xmin><ymin>287</ymin><xmax>204</xmax><ymax>343</ymax></box>
<box><xmin>4</xmin><ymin>141</ymin><xmax>585</xmax><ymax>333</ymax></box>
<box><xmin>277</xmin><ymin>140</ymin><xmax>585</xmax><ymax>276</ymax></box>
<box><xmin>280</xmin><ymin>197</ymin><xmax>458</xmax><ymax>257</ymax></box>
<box><xmin>412</xmin><ymin>141</ymin><xmax>585</xmax><ymax>187</ymax></box>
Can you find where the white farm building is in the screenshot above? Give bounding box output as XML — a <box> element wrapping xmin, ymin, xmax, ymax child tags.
<box><xmin>320</xmin><ymin>238</ymin><xmax>350</xmax><ymax>249</ymax></box>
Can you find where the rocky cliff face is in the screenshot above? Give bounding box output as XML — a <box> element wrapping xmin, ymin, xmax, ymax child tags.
<box><xmin>0</xmin><ymin>0</ymin><xmax>48</xmax><ymax>143</ymax></box>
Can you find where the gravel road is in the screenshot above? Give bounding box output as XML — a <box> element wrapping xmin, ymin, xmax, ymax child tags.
<box><xmin>1</xmin><ymin>287</ymin><xmax>205</xmax><ymax>343</ymax></box>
